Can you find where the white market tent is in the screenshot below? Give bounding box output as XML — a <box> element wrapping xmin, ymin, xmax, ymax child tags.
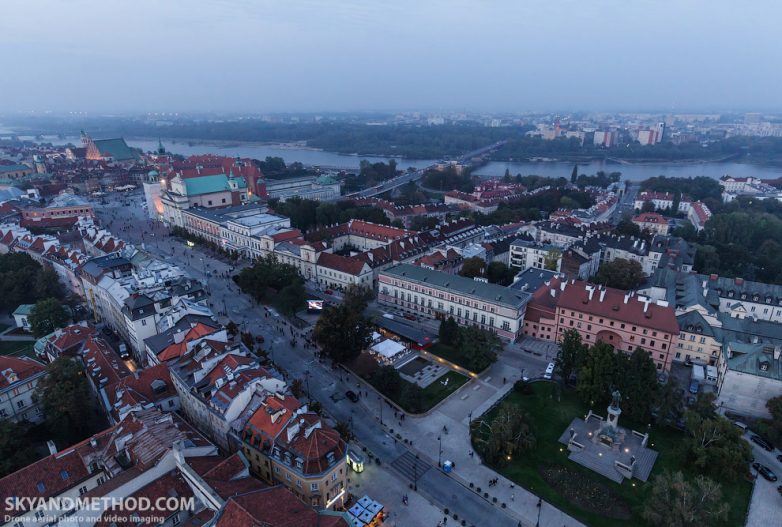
<box><xmin>370</xmin><ymin>339</ymin><xmax>406</xmax><ymax>360</ymax></box>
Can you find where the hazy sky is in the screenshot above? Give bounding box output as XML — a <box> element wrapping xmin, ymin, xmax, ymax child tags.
<box><xmin>1</xmin><ymin>0</ymin><xmax>780</xmax><ymax>114</ymax></box>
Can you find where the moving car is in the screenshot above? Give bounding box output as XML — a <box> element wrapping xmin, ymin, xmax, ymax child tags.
<box><xmin>752</xmin><ymin>462</ymin><xmax>778</xmax><ymax>482</ymax></box>
<box><xmin>751</xmin><ymin>435</ymin><xmax>774</xmax><ymax>451</ymax></box>
<box><xmin>345</xmin><ymin>390</ymin><xmax>359</xmax><ymax>403</ymax></box>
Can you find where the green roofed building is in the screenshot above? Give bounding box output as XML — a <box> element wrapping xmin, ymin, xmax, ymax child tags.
<box><xmin>160</xmin><ymin>171</ymin><xmax>251</xmax><ymax>228</ymax></box>
<box><xmin>81</xmin><ymin>131</ymin><xmax>138</xmax><ymax>162</ymax></box>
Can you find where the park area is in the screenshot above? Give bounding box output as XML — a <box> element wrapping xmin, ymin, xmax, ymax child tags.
<box><xmin>348</xmin><ymin>352</ymin><xmax>469</xmax><ymax>413</ymax></box>
<box><xmin>472</xmin><ymin>382</ymin><xmax>752</xmax><ymax>527</ymax></box>
<box><xmin>0</xmin><ymin>340</ymin><xmax>35</xmax><ymax>358</ymax></box>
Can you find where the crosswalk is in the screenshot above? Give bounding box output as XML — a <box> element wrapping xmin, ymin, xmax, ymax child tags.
<box><xmin>390</xmin><ymin>451</ymin><xmax>432</xmax><ymax>482</ymax></box>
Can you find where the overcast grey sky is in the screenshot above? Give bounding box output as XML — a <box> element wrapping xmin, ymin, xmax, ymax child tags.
<box><xmin>1</xmin><ymin>0</ymin><xmax>779</xmax><ymax>114</ymax></box>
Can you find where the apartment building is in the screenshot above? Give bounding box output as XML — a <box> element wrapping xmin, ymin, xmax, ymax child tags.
<box><xmin>508</xmin><ymin>237</ymin><xmax>562</xmax><ymax>272</ymax></box>
<box><xmin>0</xmin><ymin>356</ymin><xmax>46</xmax><ymax>423</ymax></box>
<box><xmin>378</xmin><ymin>264</ymin><xmax>531</xmax><ymax>341</ymax></box>
<box><xmin>240</xmin><ymin>393</ymin><xmax>348</xmax><ymax>510</ymax></box>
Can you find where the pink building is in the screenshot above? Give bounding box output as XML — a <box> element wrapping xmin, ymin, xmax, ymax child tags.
<box><xmin>523</xmin><ymin>277</ymin><xmax>679</xmax><ymax>371</ymax></box>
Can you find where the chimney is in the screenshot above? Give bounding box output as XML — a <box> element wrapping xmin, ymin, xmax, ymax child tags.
<box><xmin>133</xmin><ymin>370</ymin><xmax>140</xmax><ymax>380</ymax></box>
<box><xmin>624</xmin><ymin>293</ymin><xmax>630</xmax><ymax>304</ymax></box>
<box><xmin>599</xmin><ymin>289</ymin><xmax>606</xmax><ymax>302</ymax></box>
<box><xmin>587</xmin><ymin>286</ymin><xmax>595</xmax><ymax>301</ymax></box>
<box><xmin>643</xmin><ymin>299</ymin><xmax>650</xmax><ymax>313</ymax></box>
<box><xmin>550</xmin><ymin>288</ymin><xmax>556</xmax><ymax>298</ymax></box>
<box><xmin>47</xmin><ymin>440</ymin><xmax>57</xmax><ymax>455</ymax></box>
<box><xmin>173</xmin><ymin>330</ymin><xmax>185</xmax><ymax>344</ymax></box>
<box><xmin>735</xmin><ymin>277</ymin><xmax>744</xmax><ymax>286</ymax></box>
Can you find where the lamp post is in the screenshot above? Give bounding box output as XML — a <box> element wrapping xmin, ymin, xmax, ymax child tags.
<box><xmin>437</xmin><ymin>436</ymin><xmax>442</xmax><ymax>467</ymax></box>
<box><xmin>378</xmin><ymin>395</ymin><xmax>384</xmax><ymax>425</ymax></box>
<box><xmin>413</xmin><ymin>454</ymin><xmax>419</xmax><ymax>491</ymax></box>
<box><xmin>468</xmin><ymin>411</ymin><xmax>472</xmax><ymax>427</ymax></box>
<box><xmin>304</xmin><ymin>370</ymin><xmax>311</xmax><ymax>399</ymax></box>
<box><xmin>536</xmin><ymin>498</ymin><xmax>542</xmax><ymax>527</ymax></box>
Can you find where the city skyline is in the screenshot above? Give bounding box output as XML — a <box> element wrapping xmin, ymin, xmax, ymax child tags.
<box><xmin>2</xmin><ymin>0</ymin><xmax>781</xmax><ymax>114</ymax></box>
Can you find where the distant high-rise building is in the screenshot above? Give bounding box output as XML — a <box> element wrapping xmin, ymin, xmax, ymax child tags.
<box><xmin>654</xmin><ymin>122</ymin><xmax>665</xmax><ymax>143</ymax></box>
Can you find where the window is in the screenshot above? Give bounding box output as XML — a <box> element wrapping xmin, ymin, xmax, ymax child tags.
<box><xmin>332</xmin><ymin>472</ymin><xmax>338</xmax><ymax>481</ymax></box>
<box><xmin>79</xmin><ymin>486</ymin><xmax>88</xmax><ymax>495</ymax></box>
<box><xmin>36</xmin><ymin>482</ymin><xmax>45</xmax><ymax>492</ymax></box>
<box><xmin>17</xmin><ymin>400</ymin><xmax>24</xmax><ymax>408</ymax></box>
<box><xmin>172</xmin><ymin>513</ymin><xmax>181</xmax><ymax>526</ymax></box>
<box><xmin>311</xmin><ymin>482</ymin><xmax>319</xmax><ymax>491</ymax></box>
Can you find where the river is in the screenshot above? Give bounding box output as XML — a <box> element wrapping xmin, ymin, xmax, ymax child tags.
<box><xmin>473</xmin><ymin>159</ymin><xmax>782</xmax><ymax>182</ymax></box>
<box><xmin>15</xmin><ymin>135</ymin><xmax>439</xmax><ymax>170</ymax></box>
<box><xmin>7</xmin><ymin>132</ymin><xmax>782</xmax><ymax>181</ymax></box>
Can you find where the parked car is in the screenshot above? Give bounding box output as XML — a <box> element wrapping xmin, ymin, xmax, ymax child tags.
<box><xmin>403</xmin><ymin>313</ymin><xmax>417</xmax><ymax>321</ymax></box>
<box><xmin>324</xmin><ymin>289</ymin><xmax>333</xmax><ymax>295</ymax></box>
<box><xmin>255</xmin><ymin>335</ymin><xmax>264</xmax><ymax>344</ymax></box>
<box><xmin>751</xmin><ymin>435</ymin><xmax>774</xmax><ymax>451</ymax></box>
<box><xmin>345</xmin><ymin>390</ymin><xmax>359</xmax><ymax>403</ymax></box>
<box><xmin>688</xmin><ymin>379</ymin><xmax>699</xmax><ymax>394</ymax></box>
<box><xmin>752</xmin><ymin>462</ymin><xmax>778</xmax><ymax>482</ymax></box>
<box><xmin>118</xmin><ymin>343</ymin><xmax>129</xmax><ymax>359</ymax></box>
<box><xmin>777</xmin><ymin>485</ymin><xmax>782</xmax><ymax>496</ymax></box>
<box><xmin>777</xmin><ymin>454</ymin><xmax>782</xmax><ymax>463</ymax></box>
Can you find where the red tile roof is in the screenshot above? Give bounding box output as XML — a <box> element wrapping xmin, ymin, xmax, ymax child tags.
<box><xmin>157</xmin><ymin>323</ymin><xmax>222</xmax><ymax>362</ymax></box>
<box><xmin>0</xmin><ymin>355</ymin><xmax>45</xmax><ymax>390</ymax></box>
<box><xmin>556</xmin><ymin>281</ymin><xmax>679</xmax><ymax>334</ymax></box>
<box><xmin>316</xmin><ymin>252</ymin><xmax>369</xmax><ymax>276</ymax></box>
<box><xmin>278</xmin><ymin>414</ymin><xmax>346</xmax><ymax>475</ymax></box>
<box><xmin>243</xmin><ymin>393</ymin><xmax>303</xmax><ymax>447</ymax></box>
<box><xmin>215</xmin><ymin>487</ymin><xmax>347</xmax><ymax>527</ymax></box>
<box><xmin>632</xmin><ymin>212</ymin><xmax>667</xmax><ymax>224</ymax></box>
<box><xmin>104</xmin><ymin>363</ymin><xmax>176</xmax><ymax>416</ymax></box>
<box><xmin>82</xmin><ymin>335</ymin><xmax>131</xmax><ymax>387</ymax></box>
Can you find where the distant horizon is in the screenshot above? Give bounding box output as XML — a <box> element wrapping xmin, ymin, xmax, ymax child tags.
<box><xmin>2</xmin><ymin>1</ymin><xmax>781</xmax><ymax>114</ymax></box>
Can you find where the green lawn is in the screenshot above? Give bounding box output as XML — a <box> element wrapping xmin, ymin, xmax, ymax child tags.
<box><xmin>419</xmin><ymin>371</ymin><xmax>469</xmax><ymax>411</ymax></box>
<box><xmin>0</xmin><ymin>341</ymin><xmax>36</xmax><ymax>358</ymax></box>
<box><xmin>428</xmin><ymin>342</ymin><xmax>472</xmax><ymax>371</ymax></box>
<box><xmin>472</xmin><ymin>383</ymin><xmax>751</xmax><ymax>527</ymax></box>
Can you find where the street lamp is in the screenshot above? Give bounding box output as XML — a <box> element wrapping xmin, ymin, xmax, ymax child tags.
<box><xmin>536</xmin><ymin>498</ymin><xmax>542</xmax><ymax>527</ymax></box>
<box><xmin>304</xmin><ymin>370</ymin><xmax>311</xmax><ymax>399</ymax></box>
<box><xmin>378</xmin><ymin>395</ymin><xmax>384</xmax><ymax>425</ymax></box>
<box><xmin>413</xmin><ymin>454</ymin><xmax>419</xmax><ymax>491</ymax></box>
<box><xmin>437</xmin><ymin>436</ymin><xmax>442</xmax><ymax>467</ymax></box>
<box><xmin>468</xmin><ymin>411</ymin><xmax>472</xmax><ymax>427</ymax></box>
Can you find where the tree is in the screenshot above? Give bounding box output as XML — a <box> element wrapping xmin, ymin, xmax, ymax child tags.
<box><xmin>640</xmin><ymin>200</ymin><xmax>656</xmax><ymax>213</ymax></box>
<box><xmin>371</xmin><ymin>365</ymin><xmax>402</xmax><ymax>400</ymax></box>
<box><xmin>643</xmin><ymin>470</ymin><xmax>729</xmax><ymax>527</ymax></box>
<box><xmin>672</xmin><ymin>192</ymin><xmax>681</xmax><ymax>214</ymax></box>
<box><xmin>313</xmin><ymin>303</ymin><xmax>372</xmax><ymax>363</ymax></box>
<box><xmin>240</xmin><ymin>332</ymin><xmax>255</xmax><ymax>351</ymax></box>
<box><xmin>399</xmin><ymin>383</ymin><xmax>424</xmax><ymax>413</ymax></box>
<box><xmin>460</xmin><ymin>257</ymin><xmax>485</xmax><ymax>279</ymax></box>
<box><xmin>275</xmin><ymin>283</ymin><xmax>305</xmax><ymax>316</ymax></box>
<box><xmin>683</xmin><ymin>407</ymin><xmax>751</xmax><ymax>481</ymax></box>
<box><xmin>474</xmin><ymin>403</ymin><xmax>536</xmax><ymax>466</ymax></box>
<box><xmin>290</xmin><ymin>378</ymin><xmax>304</xmax><ymax>398</ymax></box>
<box><xmin>0</xmin><ymin>420</ymin><xmax>38</xmax><ymax>478</ymax></box>
<box><xmin>756</xmin><ymin>395</ymin><xmax>782</xmax><ymax>446</ymax></box>
<box><xmin>334</xmin><ymin>420</ymin><xmax>353</xmax><ymax>441</ymax></box>
<box><xmin>543</xmin><ymin>249</ymin><xmax>561</xmax><ymax>271</ymax></box>
<box><xmin>555</xmin><ymin>329</ymin><xmax>587</xmax><ymax>382</ymax></box>
<box><xmin>485</xmin><ymin>261</ymin><xmax>515</xmax><ymax>286</ymax></box>
<box><xmin>594</xmin><ymin>258</ymin><xmax>645</xmax><ymax>290</ymax></box>
<box><xmin>438</xmin><ymin>317</ymin><xmax>459</xmax><ymax>346</ymax></box>
<box><xmin>615</xmin><ymin>218</ymin><xmax>642</xmax><ymax>237</ymax></box>
<box><xmin>226</xmin><ymin>321</ymin><xmax>239</xmax><ymax>337</ymax></box>
<box><xmin>615</xmin><ymin>347</ymin><xmax>658</xmax><ymax>423</ymax></box>
<box><xmin>28</xmin><ymin>298</ymin><xmax>69</xmax><ymax>337</ymax></box>
<box><xmin>456</xmin><ymin>326</ymin><xmax>502</xmax><ymax>372</ymax></box>
<box><xmin>654</xmin><ymin>378</ymin><xmax>684</xmax><ymax>426</ymax></box>
<box><xmin>34</xmin><ymin>358</ymin><xmax>92</xmax><ymax>445</ymax></box>
<box><xmin>576</xmin><ymin>342</ymin><xmax>616</xmax><ymax>407</ymax></box>
<box><xmin>571</xmin><ymin>164</ymin><xmax>578</xmax><ymax>184</ymax></box>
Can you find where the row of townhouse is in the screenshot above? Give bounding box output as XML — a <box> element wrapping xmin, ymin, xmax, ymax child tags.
<box><xmin>78</xmin><ymin>248</ymin><xmax>208</xmax><ymax>363</ymax></box>
<box><xmin>142</xmin><ymin>314</ymin><xmax>350</xmax><ymax>508</ymax></box>
<box><xmin>0</xmin><ymin>355</ymin><xmax>46</xmax><ymax>423</ymax></box>
<box><xmin>178</xmin><ymin>201</ymin><xmax>491</xmax><ymax>290</ymax></box>
<box><xmin>0</xmin><ymin>405</ymin><xmax>351</xmax><ymax>527</ymax></box>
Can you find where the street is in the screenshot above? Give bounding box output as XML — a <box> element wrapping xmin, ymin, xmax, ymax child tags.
<box><xmin>95</xmin><ymin>191</ymin><xmax>582</xmax><ymax>527</ymax></box>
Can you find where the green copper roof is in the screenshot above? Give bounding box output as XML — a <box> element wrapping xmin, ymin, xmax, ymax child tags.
<box><xmin>183</xmin><ymin>174</ymin><xmax>247</xmax><ymax>196</ymax></box>
<box><xmin>93</xmin><ymin>138</ymin><xmax>138</xmax><ymax>161</ymax></box>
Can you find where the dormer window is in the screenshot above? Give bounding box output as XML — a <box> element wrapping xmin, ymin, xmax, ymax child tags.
<box><xmin>36</xmin><ymin>482</ymin><xmax>45</xmax><ymax>492</ymax></box>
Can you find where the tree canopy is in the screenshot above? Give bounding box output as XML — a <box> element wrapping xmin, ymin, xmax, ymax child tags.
<box><xmin>594</xmin><ymin>258</ymin><xmax>645</xmax><ymax>290</ymax></box>
<box><xmin>29</xmin><ymin>298</ymin><xmax>70</xmax><ymax>337</ymax></box>
<box><xmin>643</xmin><ymin>470</ymin><xmax>729</xmax><ymax>527</ymax></box>
<box><xmin>234</xmin><ymin>255</ymin><xmax>305</xmax><ymax>315</ymax></box>
<box><xmin>34</xmin><ymin>358</ymin><xmax>92</xmax><ymax>445</ymax></box>
<box><xmin>474</xmin><ymin>403</ymin><xmax>536</xmax><ymax>466</ymax></box>
<box><xmin>313</xmin><ymin>288</ymin><xmax>372</xmax><ymax>364</ymax></box>
<box><xmin>0</xmin><ymin>253</ymin><xmax>64</xmax><ymax>311</ymax></box>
